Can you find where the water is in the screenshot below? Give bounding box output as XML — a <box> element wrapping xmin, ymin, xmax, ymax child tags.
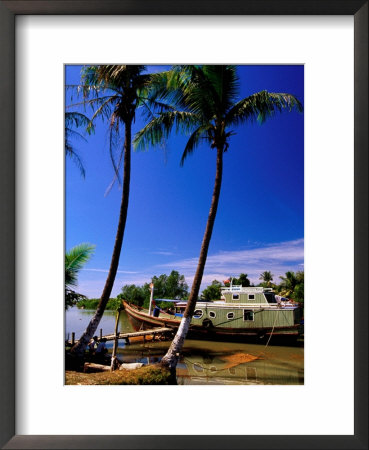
<box><xmin>66</xmin><ymin>307</ymin><xmax>304</xmax><ymax>385</ymax></box>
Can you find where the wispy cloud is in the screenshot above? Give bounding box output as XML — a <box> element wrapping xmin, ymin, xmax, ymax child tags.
<box><xmin>81</xmin><ymin>268</ymin><xmax>138</xmax><ymax>274</ymax></box>
<box><xmin>150</xmin><ymin>251</ymin><xmax>174</xmax><ymax>256</ymax></box>
<box><xmin>158</xmin><ymin>238</ymin><xmax>304</xmax><ymax>287</ymax></box>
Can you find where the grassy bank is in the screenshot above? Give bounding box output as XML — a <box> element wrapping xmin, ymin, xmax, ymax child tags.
<box><xmin>65</xmin><ymin>364</ymin><xmax>173</xmax><ymax>385</ymax></box>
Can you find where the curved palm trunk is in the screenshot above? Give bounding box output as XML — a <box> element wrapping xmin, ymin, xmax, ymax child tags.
<box><xmin>161</xmin><ymin>147</ymin><xmax>223</xmax><ymax>369</ymax></box>
<box><xmin>71</xmin><ymin>123</ymin><xmax>131</xmax><ymax>357</ymax></box>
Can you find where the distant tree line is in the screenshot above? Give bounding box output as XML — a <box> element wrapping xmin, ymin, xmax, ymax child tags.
<box><xmin>74</xmin><ymin>269</ymin><xmax>304</xmax><ymax>311</ymax></box>
<box><xmin>75</xmin><ymin>297</ymin><xmax>122</xmax><ymax>310</ymax></box>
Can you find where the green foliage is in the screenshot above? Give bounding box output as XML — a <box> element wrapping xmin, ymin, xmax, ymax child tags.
<box><xmin>224</xmin><ymin>273</ymin><xmax>250</xmax><ymax>287</ymax></box>
<box><xmin>65</xmin><ymin>243</ymin><xmax>95</xmax><ymax>309</ymax></box>
<box><xmin>201</xmin><ymin>280</ymin><xmax>222</xmax><ymax>301</ymax></box>
<box><xmin>277</xmin><ymin>270</ymin><xmax>304</xmax><ymax>303</ymax></box>
<box><xmin>118</xmin><ymin>271</ymin><xmax>189</xmax><ymax>308</ymax></box>
<box><xmin>65</xmin><ymin>243</ymin><xmax>95</xmax><ymax>288</ymax></box>
<box><xmin>237</xmin><ymin>273</ymin><xmax>250</xmax><ymax>287</ymax></box>
<box><xmin>117</xmin><ymin>284</ymin><xmax>148</xmax><ymax>307</ymax></box>
<box><xmin>65</xmin><ymin>290</ymin><xmax>87</xmax><ymax>309</ymax></box>
<box><xmin>259</xmin><ymin>270</ymin><xmax>274</xmax><ymax>284</ymax></box>
<box><xmin>149</xmin><ymin>270</ymin><xmax>188</xmax><ymax>300</ymax></box>
<box><xmin>106</xmin><ymin>297</ymin><xmax>123</xmax><ymax>310</ymax></box>
<box><xmin>76</xmin><ymin>297</ymin><xmax>122</xmax><ymax>310</ymax></box>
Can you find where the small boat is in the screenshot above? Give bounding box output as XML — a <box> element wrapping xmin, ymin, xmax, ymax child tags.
<box><xmin>123</xmin><ymin>285</ymin><xmax>303</xmax><ymax>342</ymax></box>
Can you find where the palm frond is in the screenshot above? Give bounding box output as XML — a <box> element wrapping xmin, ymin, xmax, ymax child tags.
<box><xmin>65</xmin><ymin>243</ymin><xmax>95</xmax><ymax>288</ymax></box>
<box><xmin>65</xmin><ymin>146</ymin><xmax>86</xmax><ymax>178</ymax></box>
<box><xmin>180</xmin><ymin>124</ymin><xmax>212</xmax><ymax>166</ymax></box>
<box><xmin>133</xmin><ymin>110</ymin><xmax>200</xmax><ymax>151</ymax></box>
<box><xmin>226</xmin><ymin>90</ymin><xmax>303</xmax><ymax>126</ymax></box>
<box><xmin>107</xmin><ymin>117</ymin><xmax>124</xmax><ymax>189</ymax></box>
<box><xmin>202</xmin><ymin>65</ymin><xmax>239</xmax><ymax>114</ymax></box>
<box><xmin>65</xmin><ymin>111</ymin><xmax>92</xmax><ymax>130</ymax></box>
<box><xmin>65</xmin><ymin>112</ymin><xmax>94</xmax><ymax>177</ymax></box>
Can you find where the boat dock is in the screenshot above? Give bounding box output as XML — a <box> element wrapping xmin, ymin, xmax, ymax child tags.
<box><xmin>67</xmin><ymin>327</ymin><xmax>174</xmax><ymax>346</ymax></box>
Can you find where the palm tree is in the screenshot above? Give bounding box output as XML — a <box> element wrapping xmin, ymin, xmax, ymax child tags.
<box><xmin>259</xmin><ymin>270</ymin><xmax>274</xmax><ymax>286</ymax></box>
<box><xmin>70</xmin><ymin>65</ymin><xmax>157</xmax><ymax>357</ymax></box>
<box><xmin>65</xmin><ymin>243</ymin><xmax>95</xmax><ymax>309</ymax></box>
<box><xmin>134</xmin><ymin>65</ymin><xmax>302</xmax><ymax>369</ymax></box>
<box><xmin>65</xmin><ymin>111</ymin><xmax>93</xmax><ymax>178</ymax></box>
<box><xmin>278</xmin><ymin>271</ymin><xmax>298</xmax><ymax>297</ymax></box>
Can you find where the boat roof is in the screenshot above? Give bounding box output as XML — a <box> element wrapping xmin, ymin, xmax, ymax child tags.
<box><xmin>221</xmin><ymin>285</ymin><xmax>273</xmax><ymax>293</ymax></box>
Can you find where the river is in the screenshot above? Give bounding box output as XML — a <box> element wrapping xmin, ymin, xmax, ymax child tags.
<box><xmin>66</xmin><ymin>307</ymin><xmax>304</xmax><ymax>385</ymax></box>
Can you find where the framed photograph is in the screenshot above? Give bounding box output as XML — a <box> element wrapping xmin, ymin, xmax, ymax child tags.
<box><xmin>0</xmin><ymin>1</ymin><xmax>367</xmax><ymax>449</ymax></box>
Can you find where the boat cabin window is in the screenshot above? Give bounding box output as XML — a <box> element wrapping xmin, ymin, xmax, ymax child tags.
<box><xmin>227</xmin><ymin>312</ymin><xmax>234</xmax><ymax>320</ymax></box>
<box><xmin>232</xmin><ymin>294</ymin><xmax>239</xmax><ymax>300</ymax></box>
<box><xmin>243</xmin><ymin>310</ymin><xmax>254</xmax><ymax>321</ymax></box>
<box><xmin>209</xmin><ymin>311</ymin><xmax>216</xmax><ymax>319</ymax></box>
<box><xmin>264</xmin><ymin>292</ymin><xmax>277</xmax><ymax>303</ymax></box>
<box><xmin>193</xmin><ymin>309</ymin><xmax>203</xmax><ymax>319</ymax></box>
<box><xmin>248</xmin><ymin>294</ymin><xmax>255</xmax><ymax>300</ymax></box>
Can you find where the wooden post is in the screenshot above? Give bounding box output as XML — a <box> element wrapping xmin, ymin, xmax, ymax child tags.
<box><xmin>71</xmin><ymin>332</ymin><xmax>75</xmax><ymax>345</ymax></box>
<box><xmin>110</xmin><ymin>307</ymin><xmax>121</xmax><ymax>371</ymax></box>
<box><xmin>148</xmin><ymin>283</ymin><xmax>154</xmax><ymax>315</ymax></box>
<box><xmin>99</xmin><ymin>328</ymin><xmax>102</xmax><ymax>340</ymax></box>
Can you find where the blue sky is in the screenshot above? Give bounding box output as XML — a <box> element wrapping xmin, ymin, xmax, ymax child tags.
<box><xmin>66</xmin><ymin>65</ymin><xmax>304</xmax><ymax>298</ymax></box>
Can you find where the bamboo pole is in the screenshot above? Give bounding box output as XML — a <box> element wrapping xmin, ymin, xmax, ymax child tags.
<box><xmin>110</xmin><ymin>307</ymin><xmax>122</xmax><ymax>371</ymax></box>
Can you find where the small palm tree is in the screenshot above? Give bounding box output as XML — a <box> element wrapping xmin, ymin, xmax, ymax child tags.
<box><xmin>279</xmin><ymin>271</ymin><xmax>298</xmax><ymax>297</ymax></box>
<box><xmin>135</xmin><ymin>65</ymin><xmax>302</xmax><ymax>369</ymax></box>
<box><xmin>259</xmin><ymin>271</ymin><xmax>274</xmax><ymax>286</ymax></box>
<box><xmin>70</xmin><ymin>65</ymin><xmax>163</xmax><ymax>356</ymax></box>
<box><xmin>65</xmin><ymin>243</ymin><xmax>95</xmax><ymax>309</ymax></box>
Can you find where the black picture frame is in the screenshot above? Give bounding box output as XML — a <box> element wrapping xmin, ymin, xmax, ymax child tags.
<box><xmin>0</xmin><ymin>1</ymin><xmax>367</xmax><ymax>449</ymax></box>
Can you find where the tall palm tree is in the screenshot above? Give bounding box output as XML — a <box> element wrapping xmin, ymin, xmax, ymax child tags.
<box><xmin>134</xmin><ymin>65</ymin><xmax>302</xmax><ymax>369</ymax></box>
<box><xmin>65</xmin><ymin>243</ymin><xmax>95</xmax><ymax>309</ymax></box>
<box><xmin>70</xmin><ymin>65</ymin><xmax>156</xmax><ymax>357</ymax></box>
<box><xmin>65</xmin><ymin>111</ymin><xmax>93</xmax><ymax>178</ymax></box>
<box><xmin>259</xmin><ymin>270</ymin><xmax>274</xmax><ymax>286</ymax></box>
